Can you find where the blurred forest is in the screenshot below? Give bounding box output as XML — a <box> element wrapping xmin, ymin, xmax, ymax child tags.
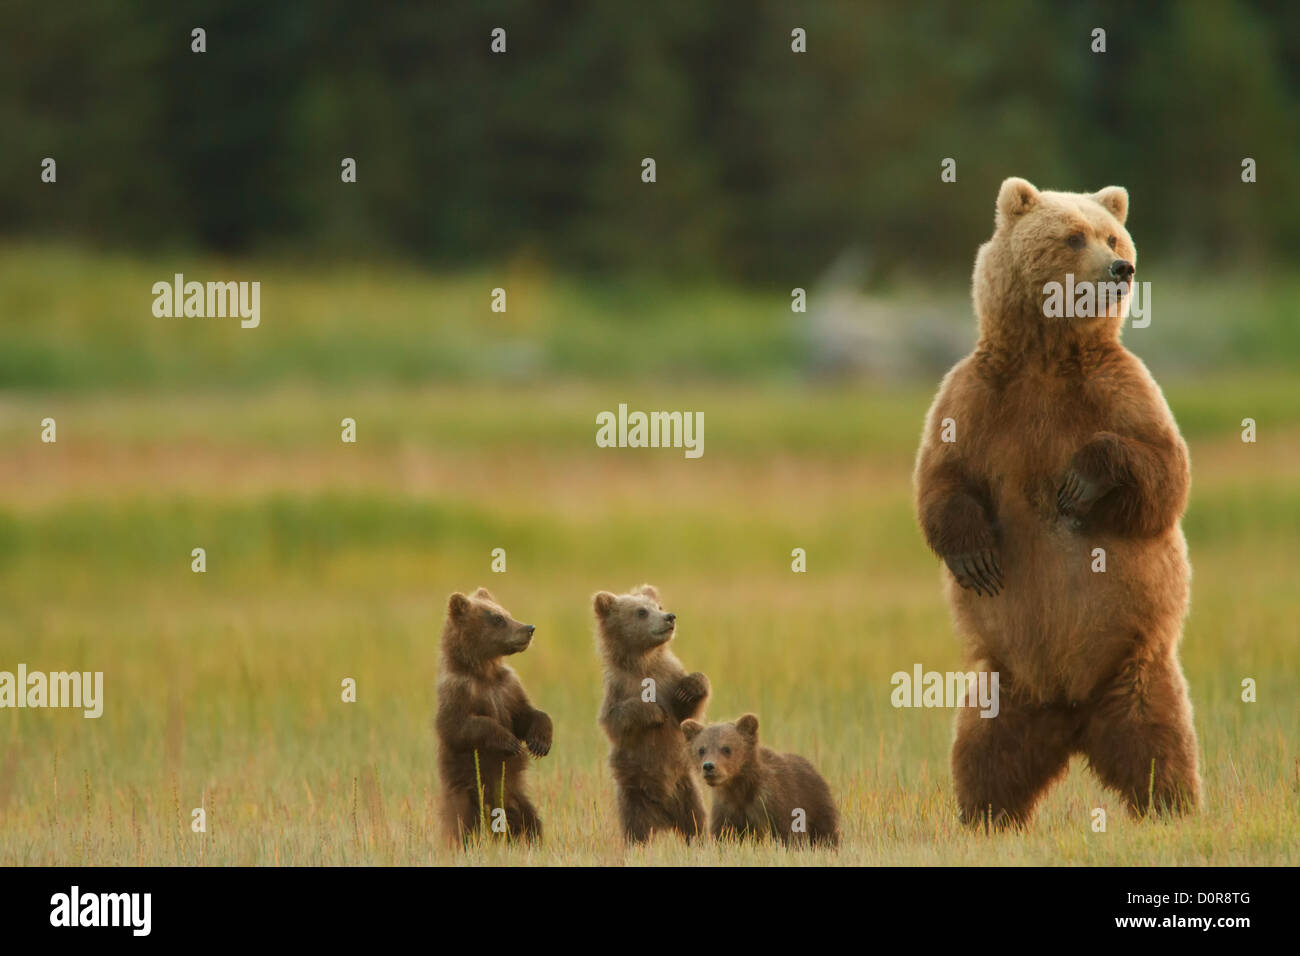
<box><xmin>3</xmin><ymin>0</ymin><xmax>1299</xmax><ymax>281</ymax></box>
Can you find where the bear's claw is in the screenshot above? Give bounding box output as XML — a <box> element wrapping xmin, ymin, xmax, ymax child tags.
<box><xmin>1057</xmin><ymin>468</ymin><xmax>1106</xmax><ymax>518</ymax></box>
<box><xmin>675</xmin><ymin>673</ymin><xmax>709</xmax><ymax>704</ymax></box>
<box><xmin>944</xmin><ymin>550</ymin><xmax>1002</xmax><ymax>596</ymax></box>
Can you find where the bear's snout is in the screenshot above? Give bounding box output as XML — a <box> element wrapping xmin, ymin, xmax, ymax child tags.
<box><xmin>1109</xmin><ymin>258</ymin><xmax>1134</xmax><ymax>281</ymax></box>
<box><xmin>510</xmin><ymin>624</ymin><xmax>535</xmax><ymax>651</ymax></box>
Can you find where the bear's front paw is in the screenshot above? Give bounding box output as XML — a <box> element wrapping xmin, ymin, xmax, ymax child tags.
<box><xmin>525</xmin><ymin>714</ymin><xmax>553</xmax><ymax>758</ymax></box>
<box><xmin>943</xmin><ymin>549</ymin><xmax>1003</xmax><ymax>597</ymax></box>
<box><xmin>675</xmin><ymin>673</ymin><xmax>710</xmax><ymax>705</ymax></box>
<box><xmin>1056</xmin><ymin>468</ymin><xmax>1109</xmax><ymax>519</ymax></box>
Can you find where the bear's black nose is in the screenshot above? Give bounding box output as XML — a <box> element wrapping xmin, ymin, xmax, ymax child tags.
<box><xmin>1110</xmin><ymin>259</ymin><xmax>1135</xmax><ymax>281</ymax></box>
<box><xmin>664</xmin><ymin>613</ymin><xmax>676</xmax><ymax>624</ymax></box>
<box><xmin>523</xmin><ymin>624</ymin><xmax>535</xmax><ymax>635</ymax></box>
<box><xmin>702</xmin><ymin>761</ymin><xmax>715</xmax><ymax>772</ymax></box>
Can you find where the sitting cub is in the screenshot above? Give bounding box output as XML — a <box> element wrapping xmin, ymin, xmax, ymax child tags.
<box><xmin>682</xmin><ymin>714</ymin><xmax>839</xmax><ymax>848</ymax></box>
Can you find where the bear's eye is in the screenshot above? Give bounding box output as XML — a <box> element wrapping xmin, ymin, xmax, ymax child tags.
<box><xmin>490</xmin><ymin>613</ymin><xmax>504</xmax><ymax>625</ymax></box>
<box><xmin>1107</xmin><ymin>235</ymin><xmax>1118</xmax><ymax>250</ymax></box>
<box><xmin>721</xmin><ymin>746</ymin><xmax>731</xmax><ymax>756</ymax></box>
<box><xmin>637</xmin><ymin>607</ymin><xmax>648</xmax><ymax>618</ymax></box>
<box><xmin>1066</xmin><ymin>232</ymin><xmax>1086</xmax><ymax>250</ymax></box>
<box><xmin>699</xmin><ymin>748</ymin><xmax>706</xmax><ymax>756</ymax></box>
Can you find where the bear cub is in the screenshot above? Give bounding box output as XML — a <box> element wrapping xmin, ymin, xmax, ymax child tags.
<box><xmin>682</xmin><ymin>714</ymin><xmax>840</xmax><ymax>848</ymax></box>
<box><xmin>595</xmin><ymin>584</ymin><xmax>709</xmax><ymax>843</ymax></box>
<box><xmin>436</xmin><ymin>587</ymin><xmax>552</xmax><ymax>844</ymax></box>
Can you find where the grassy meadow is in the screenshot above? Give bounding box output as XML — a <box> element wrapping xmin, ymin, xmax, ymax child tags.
<box><xmin>0</xmin><ymin>245</ymin><xmax>1297</xmax><ymax>865</ymax></box>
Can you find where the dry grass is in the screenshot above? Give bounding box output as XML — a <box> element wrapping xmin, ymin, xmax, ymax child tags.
<box><xmin>0</xmin><ymin>381</ymin><xmax>1296</xmax><ymax>865</ymax></box>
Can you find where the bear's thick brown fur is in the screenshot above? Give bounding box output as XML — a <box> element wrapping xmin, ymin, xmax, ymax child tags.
<box><xmin>914</xmin><ymin>177</ymin><xmax>1200</xmax><ymax>828</ymax></box>
<box><xmin>436</xmin><ymin>587</ymin><xmax>552</xmax><ymax>844</ymax></box>
<box><xmin>594</xmin><ymin>585</ymin><xmax>709</xmax><ymax>843</ymax></box>
<box><xmin>682</xmin><ymin>714</ymin><xmax>840</xmax><ymax>848</ymax></box>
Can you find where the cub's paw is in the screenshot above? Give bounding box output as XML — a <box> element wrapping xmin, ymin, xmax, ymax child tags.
<box><xmin>500</xmin><ymin>734</ymin><xmax>526</xmax><ymax>757</ymax></box>
<box><xmin>525</xmin><ymin>715</ymin><xmax>553</xmax><ymax>757</ymax></box>
<box><xmin>943</xmin><ymin>550</ymin><xmax>1003</xmax><ymax>597</ymax></box>
<box><xmin>675</xmin><ymin>673</ymin><xmax>710</xmax><ymax>705</ymax></box>
<box><xmin>1056</xmin><ymin>468</ymin><xmax>1109</xmax><ymax>519</ymax></box>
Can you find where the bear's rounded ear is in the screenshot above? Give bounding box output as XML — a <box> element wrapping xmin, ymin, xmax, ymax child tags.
<box><xmin>593</xmin><ymin>591</ymin><xmax>617</xmax><ymax>618</ymax></box>
<box><xmin>636</xmin><ymin>583</ymin><xmax>660</xmax><ymax>601</ymax></box>
<box><xmin>473</xmin><ymin>586</ymin><xmax>495</xmax><ymax>602</ymax></box>
<box><xmin>681</xmin><ymin>720</ymin><xmax>703</xmax><ymax>742</ymax></box>
<box><xmin>996</xmin><ymin>177</ymin><xmax>1039</xmax><ymax>226</ymax></box>
<box><xmin>448</xmin><ymin>592</ymin><xmax>471</xmax><ymax>620</ymax></box>
<box><xmin>736</xmin><ymin>713</ymin><xmax>759</xmax><ymax>741</ymax></box>
<box><xmin>1093</xmin><ymin>185</ymin><xmax>1128</xmax><ymax>225</ymax></box>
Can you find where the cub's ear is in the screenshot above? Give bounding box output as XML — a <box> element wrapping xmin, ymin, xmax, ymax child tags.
<box><xmin>681</xmin><ymin>720</ymin><xmax>703</xmax><ymax>742</ymax></box>
<box><xmin>448</xmin><ymin>592</ymin><xmax>471</xmax><ymax>620</ymax></box>
<box><xmin>593</xmin><ymin>591</ymin><xmax>618</xmax><ymax>618</ymax></box>
<box><xmin>1093</xmin><ymin>185</ymin><xmax>1128</xmax><ymax>225</ymax></box>
<box><xmin>473</xmin><ymin>586</ymin><xmax>495</xmax><ymax>602</ymax></box>
<box><xmin>735</xmin><ymin>713</ymin><xmax>759</xmax><ymax>741</ymax></box>
<box><xmin>996</xmin><ymin>176</ymin><xmax>1039</xmax><ymax>226</ymax></box>
<box><xmin>636</xmin><ymin>583</ymin><xmax>660</xmax><ymax>601</ymax></box>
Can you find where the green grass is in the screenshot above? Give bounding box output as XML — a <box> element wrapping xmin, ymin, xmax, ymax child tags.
<box><xmin>2</xmin><ymin>242</ymin><xmax>1299</xmax><ymax>391</ymax></box>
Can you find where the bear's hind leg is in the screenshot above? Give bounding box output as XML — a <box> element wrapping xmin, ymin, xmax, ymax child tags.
<box><xmin>508</xmin><ymin>794</ymin><xmax>543</xmax><ymax>843</ymax></box>
<box><xmin>1081</xmin><ymin>650</ymin><xmax>1200</xmax><ymax>817</ymax></box>
<box><xmin>443</xmin><ymin>788</ymin><xmax>480</xmax><ymax>846</ymax></box>
<box><xmin>671</xmin><ymin>778</ymin><xmax>707</xmax><ymax>842</ymax></box>
<box><xmin>952</xmin><ymin>689</ymin><xmax>1076</xmax><ymax>829</ymax></box>
<box><xmin>619</xmin><ymin>789</ymin><xmax>669</xmax><ymax>844</ymax></box>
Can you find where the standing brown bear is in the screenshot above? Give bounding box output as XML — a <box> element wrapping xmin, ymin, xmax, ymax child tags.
<box><xmin>595</xmin><ymin>585</ymin><xmax>709</xmax><ymax>843</ymax></box>
<box><xmin>436</xmin><ymin>587</ymin><xmax>552</xmax><ymax>844</ymax></box>
<box><xmin>682</xmin><ymin>714</ymin><xmax>840</xmax><ymax>848</ymax></box>
<box><xmin>914</xmin><ymin>177</ymin><xmax>1199</xmax><ymax>828</ymax></box>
